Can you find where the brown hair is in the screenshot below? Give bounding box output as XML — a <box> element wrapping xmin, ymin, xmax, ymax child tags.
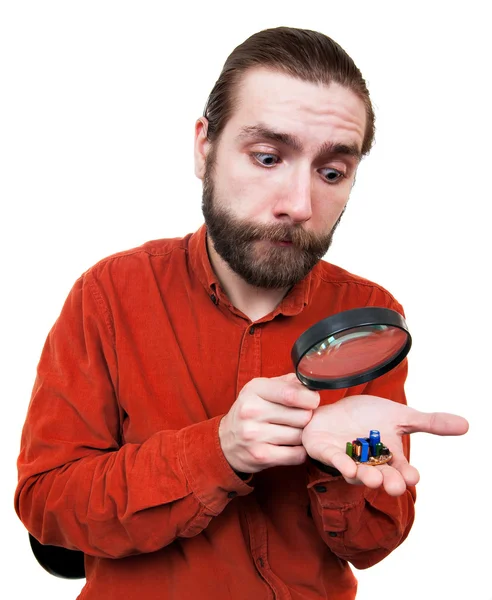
<box><xmin>203</xmin><ymin>27</ymin><xmax>375</xmax><ymax>156</ymax></box>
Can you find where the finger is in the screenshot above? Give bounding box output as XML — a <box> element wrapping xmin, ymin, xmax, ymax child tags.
<box><xmin>326</xmin><ymin>450</ymin><xmax>358</xmax><ymax>480</ymax></box>
<box><xmin>251</xmin><ymin>376</ymin><xmax>320</xmax><ymax>410</ymax></box>
<box><xmin>278</xmin><ymin>372</ymin><xmax>299</xmax><ymax>383</ymax></box>
<box><xmin>403</xmin><ymin>411</ymin><xmax>469</xmax><ymax>436</ymax></box>
<box><xmin>351</xmin><ymin>464</ymin><xmax>384</xmax><ymax>489</ymax></box>
<box><xmin>265</xmin><ymin>424</ymin><xmax>304</xmax><ymax>446</ymax></box>
<box><xmin>389</xmin><ymin>452</ymin><xmax>420</xmax><ymax>486</ymax></box>
<box><xmin>264</xmin><ymin>403</ymin><xmax>313</xmax><ymax>428</ymax></box>
<box><xmin>242</xmin><ymin>423</ymin><xmax>304</xmax><ymax>446</ymax></box>
<box><xmin>378</xmin><ymin>464</ymin><xmax>407</xmax><ymax>496</ymax></box>
<box><xmin>252</xmin><ymin>443</ymin><xmax>307</xmax><ymax>469</ymax></box>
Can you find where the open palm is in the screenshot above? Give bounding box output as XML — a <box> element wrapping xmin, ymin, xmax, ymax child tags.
<box><xmin>302</xmin><ymin>394</ymin><xmax>469</xmax><ymax>496</ymax></box>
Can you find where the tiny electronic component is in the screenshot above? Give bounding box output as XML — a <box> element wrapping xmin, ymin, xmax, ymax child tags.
<box><xmin>347</xmin><ymin>430</ymin><xmax>392</xmax><ymax>466</ymax></box>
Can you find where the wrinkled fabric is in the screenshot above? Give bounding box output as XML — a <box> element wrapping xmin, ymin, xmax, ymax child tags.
<box><xmin>15</xmin><ymin>225</ymin><xmax>415</xmax><ymax>599</ymax></box>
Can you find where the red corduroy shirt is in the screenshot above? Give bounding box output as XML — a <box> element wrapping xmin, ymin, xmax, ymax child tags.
<box><xmin>15</xmin><ymin>225</ymin><xmax>416</xmax><ymax>600</ymax></box>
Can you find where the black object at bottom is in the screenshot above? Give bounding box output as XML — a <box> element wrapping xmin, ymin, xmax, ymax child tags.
<box><xmin>29</xmin><ymin>533</ymin><xmax>85</xmax><ymax>579</ymax></box>
<box><xmin>311</xmin><ymin>459</ymin><xmax>342</xmax><ymax>477</ymax></box>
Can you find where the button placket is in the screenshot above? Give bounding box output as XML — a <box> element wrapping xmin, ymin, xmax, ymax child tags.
<box><xmin>236</xmin><ymin>324</ymin><xmax>261</xmax><ymax>395</ymax></box>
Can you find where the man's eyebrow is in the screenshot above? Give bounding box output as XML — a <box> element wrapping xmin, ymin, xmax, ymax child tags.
<box><xmin>236</xmin><ymin>125</ymin><xmax>362</xmax><ymax>161</ymax></box>
<box><xmin>236</xmin><ymin>125</ymin><xmax>304</xmax><ymax>152</ymax></box>
<box><xmin>316</xmin><ymin>141</ymin><xmax>362</xmax><ymax>162</ymax></box>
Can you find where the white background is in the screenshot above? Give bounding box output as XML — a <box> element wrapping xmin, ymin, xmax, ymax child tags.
<box><xmin>1</xmin><ymin>1</ymin><xmax>490</xmax><ymax>598</ymax></box>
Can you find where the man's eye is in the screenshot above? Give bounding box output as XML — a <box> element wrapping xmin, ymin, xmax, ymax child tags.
<box><xmin>253</xmin><ymin>153</ymin><xmax>279</xmax><ymax>167</ymax></box>
<box><xmin>320</xmin><ymin>168</ymin><xmax>344</xmax><ymax>183</ymax></box>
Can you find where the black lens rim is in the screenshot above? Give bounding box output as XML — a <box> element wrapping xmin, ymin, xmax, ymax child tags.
<box><xmin>291</xmin><ymin>307</ymin><xmax>412</xmax><ymax>390</ymax></box>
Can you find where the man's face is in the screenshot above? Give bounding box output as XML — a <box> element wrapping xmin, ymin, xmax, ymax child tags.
<box><xmin>197</xmin><ymin>68</ymin><xmax>367</xmax><ymax>289</ymax></box>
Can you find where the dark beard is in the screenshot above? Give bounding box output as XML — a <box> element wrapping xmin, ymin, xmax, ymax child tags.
<box><xmin>201</xmin><ymin>154</ymin><xmax>344</xmax><ymax>289</ymax></box>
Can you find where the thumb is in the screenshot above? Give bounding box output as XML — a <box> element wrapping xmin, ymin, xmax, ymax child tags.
<box><xmin>403</xmin><ymin>411</ymin><xmax>469</xmax><ymax>436</ymax></box>
<box><xmin>274</xmin><ymin>372</ymin><xmax>300</xmax><ymax>384</ymax></box>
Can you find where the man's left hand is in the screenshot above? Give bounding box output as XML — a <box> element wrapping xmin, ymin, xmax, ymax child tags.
<box><xmin>302</xmin><ymin>395</ymin><xmax>469</xmax><ymax>496</ymax></box>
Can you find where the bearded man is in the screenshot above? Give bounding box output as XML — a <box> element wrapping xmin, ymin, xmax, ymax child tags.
<box><xmin>15</xmin><ymin>27</ymin><xmax>468</xmax><ymax>600</ymax></box>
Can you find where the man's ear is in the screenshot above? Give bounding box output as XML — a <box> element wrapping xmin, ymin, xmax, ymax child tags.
<box><xmin>194</xmin><ymin>117</ymin><xmax>211</xmax><ymax>180</ymax></box>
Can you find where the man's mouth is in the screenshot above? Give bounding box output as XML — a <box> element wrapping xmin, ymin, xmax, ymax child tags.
<box><xmin>255</xmin><ymin>236</ymin><xmax>294</xmax><ymax>247</ymax></box>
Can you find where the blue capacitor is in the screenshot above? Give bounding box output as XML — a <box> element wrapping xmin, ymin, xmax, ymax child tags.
<box><xmin>356</xmin><ymin>438</ymin><xmax>370</xmax><ymax>462</ymax></box>
<box><xmin>369</xmin><ymin>430</ymin><xmax>380</xmax><ymax>455</ymax></box>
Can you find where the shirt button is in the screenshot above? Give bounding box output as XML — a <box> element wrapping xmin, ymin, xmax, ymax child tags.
<box><xmin>227</xmin><ymin>491</ymin><xmax>237</xmax><ymax>498</ymax></box>
<box><xmin>249</xmin><ymin>326</ymin><xmax>255</xmax><ymax>334</ymax></box>
<box><xmin>328</xmin><ymin>532</ymin><xmax>338</xmax><ymax>537</ymax></box>
<box><xmin>314</xmin><ymin>485</ymin><xmax>327</xmax><ymax>493</ymax></box>
<box><xmin>210</xmin><ymin>294</ymin><xmax>218</xmax><ymax>305</ymax></box>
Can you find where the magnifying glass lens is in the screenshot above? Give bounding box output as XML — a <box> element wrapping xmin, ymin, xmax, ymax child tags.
<box><xmin>297</xmin><ymin>324</ymin><xmax>408</xmax><ymax>380</ymax></box>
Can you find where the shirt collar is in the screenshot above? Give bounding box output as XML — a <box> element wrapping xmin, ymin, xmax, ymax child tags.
<box><xmin>188</xmin><ymin>224</ymin><xmax>317</xmax><ymax>319</ymax></box>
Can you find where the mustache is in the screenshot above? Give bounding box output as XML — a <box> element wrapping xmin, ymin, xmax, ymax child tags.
<box><xmin>237</xmin><ymin>222</ymin><xmax>324</xmax><ymax>249</ymax></box>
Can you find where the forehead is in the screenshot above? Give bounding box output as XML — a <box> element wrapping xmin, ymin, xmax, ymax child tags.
<box><xmin>226</xmin><ymin>68</ymin><xmax>366</xmax><ymax>151</ymax></box>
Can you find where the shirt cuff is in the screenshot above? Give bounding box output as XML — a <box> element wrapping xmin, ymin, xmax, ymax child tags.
<box><xmin>177</xmin><ymin>415</ymin><xmax>254</xmax><ymax>514</ymax></box>
<box><xmin>306</xmin><ymin>459</ymin><xmax>372</xmax><ymax>536</ymax></box>
<box><xmin>309</xmin><ymin>459</ymin><xmax>342</xmax><ymax>477</ymax></box>
<box><xmin>306</xmin><ymin>459</ymin><xmax>369</xmax><ymax>507</ymax></box>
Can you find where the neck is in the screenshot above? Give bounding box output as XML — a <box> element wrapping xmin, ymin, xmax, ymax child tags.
<box><xmin>206</xmin><ymin>236</ymin><xmax>290</xmax><ymax>322</ymax></box>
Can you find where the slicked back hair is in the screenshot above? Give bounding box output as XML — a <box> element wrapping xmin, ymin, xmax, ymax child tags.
<box><xmin>203</xmin><ymin>27</ymin><xmax>375</xmax><ymax>156</ymax></box>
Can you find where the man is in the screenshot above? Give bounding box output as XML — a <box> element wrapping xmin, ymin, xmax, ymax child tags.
<box><xmin>15</xmin><ymin>27</ymin><xmax>468</xmax><ymax>599</ymax></box>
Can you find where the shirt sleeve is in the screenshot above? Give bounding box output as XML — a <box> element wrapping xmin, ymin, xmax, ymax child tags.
<box><xmin>306</xmin><ymin>343</ymin><xmax>417</xmax><ymax>570</ymax></box>
<box><xmin>14</xmin><ymin>272</ymin><xmax>253</xmax><ymax>559</ymax></box>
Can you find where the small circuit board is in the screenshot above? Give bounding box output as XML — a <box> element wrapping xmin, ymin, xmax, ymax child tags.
<box><xmin>346</xmin><ymin>430</ymin><xmax>392</xmax><ymax>466</ymax></box>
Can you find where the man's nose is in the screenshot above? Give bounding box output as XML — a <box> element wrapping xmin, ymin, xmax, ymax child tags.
<box><xmin>273</xmin><ymin>169</ymin><xmax>313</xmax><ymax>224</ymax></box>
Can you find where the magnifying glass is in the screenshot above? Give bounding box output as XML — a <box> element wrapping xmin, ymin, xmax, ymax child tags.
<box><xmin>292</xmin><ymin>307</ymin><xmax>411</xmax><ymax>390</ymax></box>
